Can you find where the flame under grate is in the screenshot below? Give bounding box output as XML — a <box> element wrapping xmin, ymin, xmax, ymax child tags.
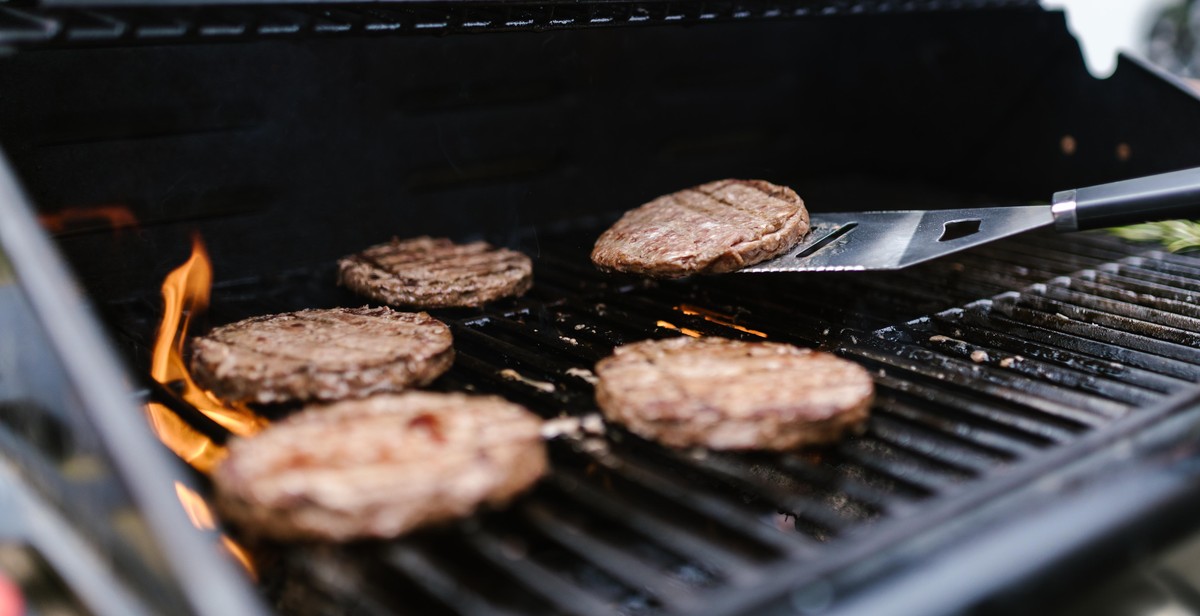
<box><xmin>111</xmin><ymin>226</ymin><xmax>1200</xmax><ymax>616</ymax></box>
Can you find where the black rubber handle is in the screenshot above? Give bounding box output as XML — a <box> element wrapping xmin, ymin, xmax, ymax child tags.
<box><xmin>1054</xmin><ymin>167</ymin><xmax>1200</xmax><ymax>231</ymax></box>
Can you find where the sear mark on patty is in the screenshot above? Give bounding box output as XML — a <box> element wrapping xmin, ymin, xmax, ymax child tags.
<box><xmin>339</xmin><ymin>236</ymin><xmax>533</xmax><ymax>308</ymax></box>
<box><xmin>190</xmin><ymin>306</ymin><xmax>454</xmax><ymax>405</ymax></box>
<box><xmin>591</xmin><ymin>179</ymin><xmax>810</xmax><ymax>278</ymax></box>
<box><xmin>594</xmin><ymin>336</ymin><xmax>872</xmax><ymax>450</ymax></box>
<box><xmin>213</xmin><ymin>391</ymin><xmax>547</xmax><ymax>542</ymax></box>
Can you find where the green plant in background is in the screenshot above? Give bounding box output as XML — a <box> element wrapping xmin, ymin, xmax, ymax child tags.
<box><xmin>1110</xmin><ymin>220</ymin><xmax>1200</xmax><ymax>252</ymax></box>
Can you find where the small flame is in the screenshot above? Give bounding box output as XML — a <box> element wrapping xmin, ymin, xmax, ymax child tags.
<box><xmin>219</xmin><ymin>536</ymin><xmax>258</xmax><ymax>582</ymax></box>
<box><xmin>174</xmin><ymin>482</ymin><xmax>258</xmax><ymax>581</ymax></box>
<box><xmin>676</xmin><ymin>304</ymin><xmax>768</xmax><ymax>338</ymax></box>
<box><xmin>38</xmin><ymin>204</ymin><xmax>137</xmax><ymax>234</ymax></box>
<box><xmin>656</xmin><ymin>320</ymin><xmax>702</xmax><ymax>338</ymax></box>
<box><xmin>147</xmin><ymin>403</ymin><xmax>226</xmax><ymax>474</ymax></box>
<box><xmin>148</xmin><ymin>235</ymin><xmax>267</xmax><ymax>438</ymax></box>
<box><xmin>175</xmin><ymin>481</ymin><xmax>216</xmax><ymax>529</ymax></box>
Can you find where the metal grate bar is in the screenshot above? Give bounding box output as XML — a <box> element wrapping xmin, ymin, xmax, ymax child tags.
<box><xmin>481</xmin><ymin>313</ymin><xmax>612</xmax><ymax>364</ymax></box>
<box><xmin>520</xmin><ymin>502</ymin><xmax>702</xmax><ymax>611</ymax></box>
<box><xmin>699</xmin><ymin>450</ymin><xmax>912</xmax><ymax>516</ymax></box>
<box><xmin>1005</xmin><ymin>231</ymin><xmax>1149</xmax><ymax>262</ymax></box>
<box><xmin>1105</xmin><ymin>260</ymin><xmax>1200</xmax><ymax>293</ymax></box>
<box><xmin>951</xmin><ymin>249</ymin><xmax>1067</xmax><ymax>282</ymax></box>
<box><xmin>462</xmin><ymin>527</ymin><xmax>632</xmax><ymax>616</ymax></box>
<box><xmin>580</xmin><ymin>446</ymin><xmax>818</xmax><ymax>555</ymax></box>
<box><xmin>836</xmin><ymin>437</ymin><xmax>972</xmax><ymax>492</ymax></box>
<box><xmin>382</xmin><ymin>545</ymin><xmax>518</xmax><ymax>616</ymax></box>
<box><xmin>1061</xmin><ymin>276</ymin><xmax>1200</xmax><ymax>322</ymax></box>
<box><xmin>543</xmin><ymin>471</ymin><xmax>768</xmax><ymax>581</ymax></box>
<box><xmin>845</xmin><ymin>339</ymin><xmax>1126</xmax><ymax>425</ymax></box>
<box><xmin>451</xmin><ymin>325</ymin><xmax>594</xmax><ymax>401</ymax></box>
<box><xmin>977</xmin><ymin>235</ymin><xmax>1138</xmax><ymax>274</ymax></box>
<box><xmin>917</xmin><ymin>312</ymin><xmax>1189</xmax><ymax>395</ymax></box>
<box><xmin>445</xmin><ymin>353</ymin><xmax>571</xmax><ymax>412</ymax></box>
<box><xmin>617</xmin><ymin>442</ymin><xmax>871</xmax><ymax>539</ymax></box>
<box><xmin>1033</xmin><ymin>282</ymin><xmax>1200</xmax><ymax>334</ymax></box>
<box><xmin>884</xmin><ymin>323</ymin><xmax>1166</xmax><ymax>406</ymax></box>
<box><xmin>650</xmin><ymin>291</ymin><xmax>840</xmax><ymax>346</ymax></box>
<box><xmin>994</xmin><ymin>294</ymin><xmax>1200</xmax><ymax>363</ymax></box>
<box><xmin>1086</xmin><ymin>268</ymin><xmax>1200</xmax><ymax>307</ymax></box>
<box><xmin>1137</xmin><ymin>249</ymin><xmax>1200</xmax><ymax>270</ymax></box>
<box><xmin>950</xmin><ymin>303</ymin><xmax>1200</xmax><ymax>382</ymax></box>
<box><xmin>866</xmin><ymin>415</ymin><xmax>1007</xmax><ymax>475</ymax></box>
<box><xmin>869</xmin><ymin>397</ymin><xmax>1035</xmax><ymax>460</ymax></box>
<box><xmin>870</xmin><ymin>375</ymin><xmax>1078</xmax><ymax>445</ymax></box>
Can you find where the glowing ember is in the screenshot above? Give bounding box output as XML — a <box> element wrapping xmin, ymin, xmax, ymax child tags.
<box><xmin>147</xmin><ymin>235</ymin><xmax>267</xmax><ymax>438</ymax></box>
<box><xmin>174</xmin><ymin>482</ymin><xmax>258</xmax><ymax>581</ymax></box>
<box><xmin>675</xmin><ymin>304</ymin><xmax>768</xmax><ymax>338</ymax></box>
<box><xmin>655</xmin><ymin>320</ymin><xmax>702</xmax><ymax>338</ymax></box>
<box><xmin>38</xmin><ymin>204</ymin><xmax>137</xmax><ymax>234</ymax></box>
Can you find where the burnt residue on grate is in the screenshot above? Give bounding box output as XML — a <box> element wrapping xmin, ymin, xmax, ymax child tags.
<box><xmin>109</xmin><ymin>228</ymin><xmax>1200</xmax><ymax>615</ymax></box>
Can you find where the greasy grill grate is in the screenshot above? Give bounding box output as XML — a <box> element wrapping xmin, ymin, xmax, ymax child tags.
<box><xmin>111</xmin><ymin>226</ymin><xmax>1200</xmax><ymax>615</ymax></box>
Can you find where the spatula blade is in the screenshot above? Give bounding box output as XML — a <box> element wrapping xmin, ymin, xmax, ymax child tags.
<box><xmin>738</xmin><ymin>205</ymin><xmax>1054</xmax><ymax>273</ymax></box>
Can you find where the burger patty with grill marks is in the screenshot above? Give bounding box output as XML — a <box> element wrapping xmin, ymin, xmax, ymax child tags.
<box><xmin>591</xmin><ymin>179</ymin><xmax>809</xmax><ymax>278</ymax></box>
<box><xmin>338</xmin><ymin>236</ymin><xmax>533</xmax><ymax>308</ymax></box>
<box><xmin>594</xmin><ymin>337</ymin><xmax>873</xmax><ymax>450</ymax></box>
<box><xmin>213</xmin><ymin>392</ymin><xmax>548</xmax><ymax>541</ymax></box>
<box><xmin>190</xmin><ymin>307</ymin><xmax>453</xmax><ymax>404</ymax></box>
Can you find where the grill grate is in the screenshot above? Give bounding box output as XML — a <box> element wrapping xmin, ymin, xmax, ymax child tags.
<box><xmin>109</xmin><ymin>226</ymin><xmax>1200</xmax><ymax>615</ymax></box>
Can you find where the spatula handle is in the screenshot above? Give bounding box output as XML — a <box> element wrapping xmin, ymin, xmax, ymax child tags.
<box><xmin>1052</xmin><ymin>166</ymin><xmax>1200</xmax><ymax>231</ymax></box>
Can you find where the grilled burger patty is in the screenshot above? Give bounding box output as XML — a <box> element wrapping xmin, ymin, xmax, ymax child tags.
<box><xmin>591</xmin><ymin>179</ymin><xmax>809</xmax><ymax>277</ymax></box>
<box><xmin>213</xmin><ymin>392</ymin><xmax>547</xmax><ymax>541</ymax></box>
<box><xmin>191</xmin><ymin>307</ymin><xmax>453</xmax><ymax>404</ymax></box>
<box><xmin>594</xmin><ymin>337</ymin><xmax>873</xmax><ymax>450</ymax></box>
<box><xmin>339</xmin><ymin>236</ymin><xmax>533</xmax><ymax>308</ymax></box>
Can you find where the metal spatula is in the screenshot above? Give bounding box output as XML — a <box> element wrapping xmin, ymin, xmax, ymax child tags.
<box><xmin>738</xmin><ymin>167</ymin><xmax>1200</xmax><ymax>273</ymax></box>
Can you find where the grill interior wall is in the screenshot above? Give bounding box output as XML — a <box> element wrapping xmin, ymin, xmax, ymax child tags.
<box><xmin>10</xmin><ymin>9</ymin><xmax>1200</xmax><ymax>306</ymax></box>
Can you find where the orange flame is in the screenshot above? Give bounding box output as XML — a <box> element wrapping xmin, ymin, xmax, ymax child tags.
<box><xmin>147</xmin><ymin>235</ymin><xmax>267</xmax><ymax>438</ymax></box>
<box><xmin>175</xmin><ymin>481</ymin><xmax>216</xmax><ymax>529</ymax></box>
<box><xmin>676</xmin><ymin>304</ymin><xmax>768</xmax><ymax>338</ymax></box>
<box><xmin>38</xmin><ymin>204</ymin><xmax>137</xmax><ymax>234</ymax></box>
<box><xmin>146</xmin><ymin>403</ymin><xmax>226</xmax><ymax>474</ymax></box>
<box><xmin>174</xmin><ymin>482</ymin><xmax>258</xmax><ymax>581</ymax></box>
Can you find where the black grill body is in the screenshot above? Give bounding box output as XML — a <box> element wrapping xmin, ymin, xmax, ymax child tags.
<box><xmin>5</xmin><ymin>3</ymin><xmax>1200</xmax><ymax>616</ymax></box>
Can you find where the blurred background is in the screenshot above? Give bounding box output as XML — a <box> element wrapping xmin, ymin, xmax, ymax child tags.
<box><xmin>1047</xmin><ymin>0</ymin><xmax>1197</xmax><ymax>78</ymax></box>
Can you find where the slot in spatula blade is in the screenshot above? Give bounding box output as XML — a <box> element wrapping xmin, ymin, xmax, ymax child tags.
<box><xmin>738</xmin><ymin>205</ymin><xmax>1055</xmax><ymax>273</ymax></box>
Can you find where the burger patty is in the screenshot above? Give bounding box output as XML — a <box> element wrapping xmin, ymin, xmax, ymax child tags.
<box><xmin>213</xmin><ymin>392</ymin><xmax>547</xmax><ymax>541</ymax></box>
<box><xmin>594</xmin><ymin>337</ymin><xmax>873</xmax><ymax>450</ymax></box>
<box><xmin>191</xmin><ymin>307</ymin><xmax>453</xmax><ymax>404</ymax></box>
<box><xmin>591</xmin><ymin>179</ymin><xmax>809</xmax><ymax>278</ymax></box>
<box><xmin>338</xmin><ymin>236</ymin><xmax>533</xmax><ymax>308</ymax></box>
